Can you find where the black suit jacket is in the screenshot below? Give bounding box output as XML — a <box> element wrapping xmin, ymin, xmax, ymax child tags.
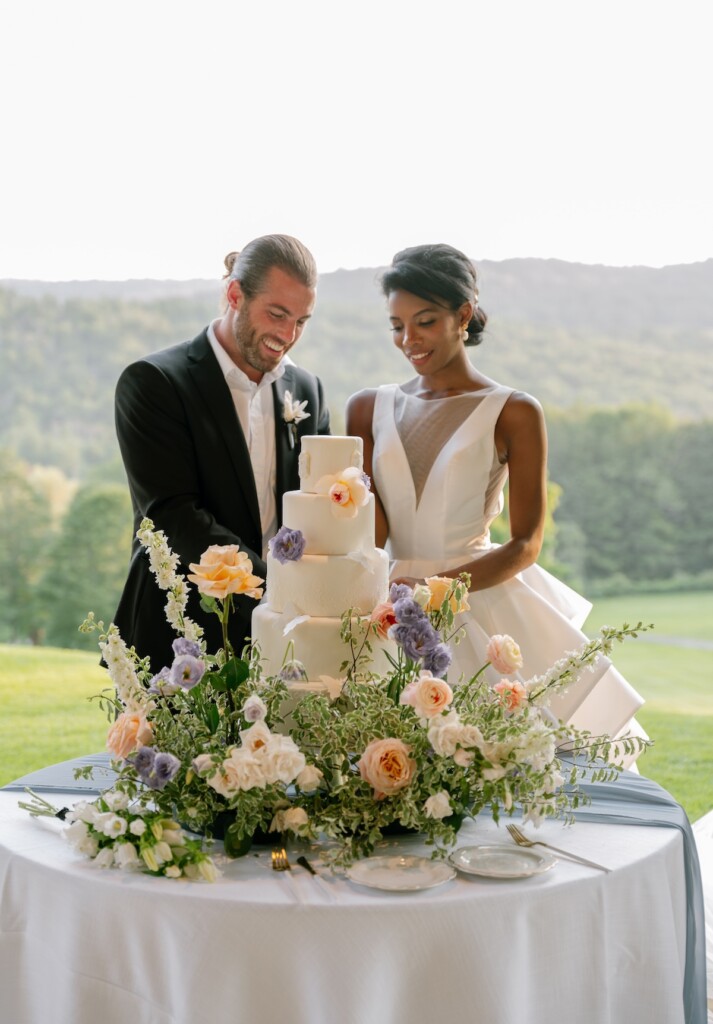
<box><xmin>113</xmin><ymin>328</ymin><xmax>330</xmax><ymax>672</ymax></box>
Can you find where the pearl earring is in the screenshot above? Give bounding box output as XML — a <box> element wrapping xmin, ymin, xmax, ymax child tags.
<box><xmin>461</xmin><ymin>325</ymin><xmax>469</xmax><ymax>343</ymax></box>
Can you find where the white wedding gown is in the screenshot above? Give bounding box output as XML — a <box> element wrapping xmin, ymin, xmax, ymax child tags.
<box><xmin>372</xmin><ymin>383</ymin><xmax>645</xmax><ymax>748</ymax></box>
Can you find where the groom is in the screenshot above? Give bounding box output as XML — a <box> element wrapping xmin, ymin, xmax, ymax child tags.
<box><xmin>113</xmin><ymin>234</ymin><xmax>330</xmax><ymax>672</ymax></box>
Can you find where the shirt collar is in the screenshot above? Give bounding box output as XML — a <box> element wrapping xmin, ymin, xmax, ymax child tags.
<box><xmin>207</xmin><ymin>319</ymin><xmax>292</xmax><ymax>390</ymax></box>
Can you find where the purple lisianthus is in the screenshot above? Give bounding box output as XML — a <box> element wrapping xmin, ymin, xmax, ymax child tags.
<box><xmin>148</xmin><ymin>666</ymin><xmax>179</xmax><ymax>696</ymax></box>
<box><xmin>170</xmin><ymin>654</ymin><xmax>206</xmax><ymax>691</ymax></box>
<box><xmin>393</xmin><ymin>596</ymin><xmax>427</xmax><ymax>626</ymax></box>
<box><xmin>361</xmin><ymin>471</ymin><xmax>371</xmax><ymax>490</ymax></box>
<box><xmin>172</xmin><ymin>637</ymin><xmax>202</xmax><ymax>659</ymax></box>
<box><xmin>422</xmin><ymin>642</ymin><xmax>453</xmax><ymax>676</ymax></box>
<box><xmin>269</xmin><ymin>525</ymin><xmax>306</xmax><ymax>564</ymax></box>
<box><xmin>243</xmin><ymin>693</ymin><xmax>268</xmax><ymax>722</ymax></box>
<box><xmin>390</xmin><ymin>582</ymin><xmax>413</xmax><ymax>603</ymax></box>
<box><xmin>148</xmin><ymin>752</ymin><xmax>181</xmax><ymax>790</ymax></box>
<box><xmin>279</xmin><ymin>658</ymin><xmax>308</xmax><ymax>682</ymax></box>
<box><xmin>131</xmin><ymin>745</ymin><xmax>156</xmax><ymax>775</ymax></box>
<box><xmin>395</xmin><ymin>618</ymin><xmax>441</xmax><ymax>663</ymax></box>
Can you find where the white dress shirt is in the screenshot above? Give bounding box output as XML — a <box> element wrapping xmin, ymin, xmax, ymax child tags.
<box><xmin>207</xmin><ymin>320</ymin><xmax>290</xmax><ymax>558</ymax></box>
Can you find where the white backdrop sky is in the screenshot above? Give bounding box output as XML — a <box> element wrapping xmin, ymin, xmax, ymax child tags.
<box><xmin>1</xmin><ymin>0</ymin><xmax>710</xmax><ymax>281</ymax></box>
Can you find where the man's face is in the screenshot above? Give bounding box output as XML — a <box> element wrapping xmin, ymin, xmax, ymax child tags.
<box><xmin>229</xmin><ymin>266</ymin><xmax>316</xmax><ymax>381</ymax></box>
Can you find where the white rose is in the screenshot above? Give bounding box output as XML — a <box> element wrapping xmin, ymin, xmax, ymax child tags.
<box><xmin>424</xmin><ymin>791</ymin><xmax>452</xmax><ymax>819</ymax></box>
<box><xmin>192</xmin><ymin>753</ymin><xmax>216</xmax><ymax>775</ymax></box>
<box><xmin>295</xmin><ymin>764</ymin><xmax>323</xmax><ymax>791</ymax></box>
<box><xmin>453</xmin><ymin>748</ymin><xmax>475</xmax><ymax>768</ymax></box>
<box><xmin>261</xmin><ymin>734</ymin><xmax>306</xmax><ymax>785</ymax></box>
<box><xmin>239</xmin><ymin>720</ymin><xmax>272</xmax><ymax>755</ymax></box>
<box><xmin>114</xmin><ymin>842</ymin><xmax>141</xmax><ymax>870</ymax></box>
<box><xmin>427</xmin><ymin>711</ymin><xmax>463</xmax><ymax>756</ymax></box>
<box><xmin>283</xmin><ymin>807</ymin><xmax>309</xmax><ymax>834</ymax></box>
<box><xmin>208</xmin><ymin>749</ymin><xmax>266</xmax><ymax>796</ymax></box>
<box><xmin>93</xmin><ymin>847</ymin><xmax>115</xmax><ymax>868</ymax></box>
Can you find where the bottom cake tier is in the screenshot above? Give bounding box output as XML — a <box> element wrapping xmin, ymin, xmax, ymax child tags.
<box><xmin>251</xmin><ymin>604</ymin><xmax>395</xmax><ymax>682</ymax></box>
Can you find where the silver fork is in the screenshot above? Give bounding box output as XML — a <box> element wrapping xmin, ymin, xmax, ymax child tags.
<box><xmin>506</xmin><ymin>823</ymin><xmax>611</xmax><ymax>873</ymax></box>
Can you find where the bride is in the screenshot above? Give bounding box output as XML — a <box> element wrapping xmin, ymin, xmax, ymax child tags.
<box><xmin>346</xmin><ymin>242</ymin><xmax>645</xmax><ymax>753</ymax></box>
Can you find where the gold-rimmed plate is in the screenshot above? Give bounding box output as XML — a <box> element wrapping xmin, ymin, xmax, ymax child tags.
<box><xmin>346</xmin><ymin>854</ymin><xmax>456</xmax><ymax>891</ymax></box>
<box><xmin>449</xmin><ymin>844</ymin><xmax>557</xmax><ymax>878</ymax></box>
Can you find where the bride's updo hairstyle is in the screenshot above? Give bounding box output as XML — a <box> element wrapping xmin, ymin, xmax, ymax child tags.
<box><xmin>381</xmin><ymin>243</ymin><xmax>487</xmax><ymax>346</ymax></box>
<box><xmin>222</xmin><ymin>234</ymin><xmax>317</xmax><ymax>300</ymax></box>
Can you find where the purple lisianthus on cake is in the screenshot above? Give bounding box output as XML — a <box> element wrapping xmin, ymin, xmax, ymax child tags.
<box><xmin>269</xmin><ymin>525</ymin><xmax>306</xmax><ymax>564</ymax></box>
<box><xmin>170</xmin><ymin>654</ymin><xmax>206</xmax><ymax>691</ymax></box>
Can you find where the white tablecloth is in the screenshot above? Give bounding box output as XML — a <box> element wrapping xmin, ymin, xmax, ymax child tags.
<box><xmin>0</xmin><ymin>789</ymin><xmax>689</xmax><ymax>1024</ymax></box>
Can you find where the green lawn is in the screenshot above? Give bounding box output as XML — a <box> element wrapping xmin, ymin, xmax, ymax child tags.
<box><xmin>2</xmin><ymin>590</ymin><xmax>712</xmax><ymax>821</ymax></box>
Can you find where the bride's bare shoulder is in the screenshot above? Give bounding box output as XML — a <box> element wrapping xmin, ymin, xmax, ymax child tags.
<box><xmin>346</xmin><ymin>388</ymin><xmax>379</xmax><ymax>434</ymax></box>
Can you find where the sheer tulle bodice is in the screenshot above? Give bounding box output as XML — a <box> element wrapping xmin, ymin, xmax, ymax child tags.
<box><xmin>373</xmin><ymin>383</ymin><xmax>645</xmax><ymax>751</ymax></box>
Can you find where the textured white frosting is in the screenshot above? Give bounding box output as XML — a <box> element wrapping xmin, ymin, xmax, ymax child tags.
<box><xmin>298</xmin><ymin>435</ymin><xmax>363</xmax><ymax>493</ymax></box>
<box><xmin>252</xmin><ymin>604</ymin><xmax>394</xmax><ymax>681</ymax></box>
<box><xmin>265</xmin><ymin>548</ymin><xmax>389</xmax><ymax>617</ymax></box>
<box><xmin>281</xmin><ymin>491</ymin><xmax>374</xmax><ymax>555</ymax></box>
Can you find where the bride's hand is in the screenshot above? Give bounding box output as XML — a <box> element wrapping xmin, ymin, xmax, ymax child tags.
<box><xmin>391</xmin><ymin>575</ymin><xmax>423</xmax><ymax>589</ymax></box>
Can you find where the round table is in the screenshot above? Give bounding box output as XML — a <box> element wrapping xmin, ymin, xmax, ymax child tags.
<box><xmin>0</xmin><ymin>785</ymin><xmax>689</xmax><ymax>1024</ymax></box>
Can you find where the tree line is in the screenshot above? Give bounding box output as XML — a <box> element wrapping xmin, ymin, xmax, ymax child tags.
<box><xmin>2</xmin><ymin>403</ymin><xmax>711</xmax><ymax>649</ymax></box>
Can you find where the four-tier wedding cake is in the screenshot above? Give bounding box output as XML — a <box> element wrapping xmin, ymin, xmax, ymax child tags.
<box><xmin>251</xmin><ymin>435</ymin><xmax>395</xmax><ymax>694</ymax></box>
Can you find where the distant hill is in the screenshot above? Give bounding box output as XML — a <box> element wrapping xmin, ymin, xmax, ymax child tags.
<box><xmin>1</xmin><ymin>258</ymin><xmax>711</xmax><ymax>478</ymax></box>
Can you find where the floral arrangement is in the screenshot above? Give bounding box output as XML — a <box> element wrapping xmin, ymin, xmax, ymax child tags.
<box><xmin>21</xmin><ymin>519</ymin><xmax>648</xmax><ymax>878</ymax></box>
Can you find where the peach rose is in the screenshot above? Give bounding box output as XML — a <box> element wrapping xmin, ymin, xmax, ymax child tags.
<box><xmin>493</xmin><ymin>679</ymin><xmax>528</xmax><ymax>712</ymax></box>
<box><xmin>188</xmin><ymin>545</ymin><xmax>264</xmax><ymax>601</ymax></box>
<box><xmin>316</xmin><ymin>466</ymin><xmax>370</xmax><ymax>519</ymax></box>
<box><xmin>424</xmin><ymin>576</ymin><xmax>471</xmax><ymax>614</ymax></box>
<box><xmin>358</xmin><ymin>737</ymin><xmax>416</xmax><ymax>799</ymax></box>
<box><xmin>369</xmin><ymin>600</ymin><xmax>397</xmax><ymax>639</ymax></box>
<box><xmin>400</xmin><ymin>671</ymin><xmax>453</xmax><ymax>718</ymax></box>
<box><xmin>486</xmin><ymin>634</ymin><xmax>523</xmax><ymax>675</ymax></box>
<box><xmin>106</xmin><ymin>710</ymin><xmax>153</xmax><ymax>760</ymax></box>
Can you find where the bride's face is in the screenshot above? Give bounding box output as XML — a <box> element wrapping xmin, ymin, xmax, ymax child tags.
<box><xmin>388</xmin><ymin>289</ymin><xmax>465</xmax><ymax>374</ymax></box>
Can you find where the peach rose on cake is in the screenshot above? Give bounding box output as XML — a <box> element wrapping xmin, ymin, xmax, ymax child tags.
<box><xmin>107</xmin><ymin>709</ymin><xmax>153</xmax><ymax>759</ymax></box>
<box><xmin>486</xmin><ymin>634</ymin><xmax>523</xmax><ymax>675</ymax></box>
<box><xmin>400</xmin><ymin>671</ymin><xmax>453</xmax><ymax>719</ymax></box>
<box><xmin>187</xmin><ymin>545</ymin><xmax>264</xmax><ymax>600</ymax></box>
<box><xmin>358</xmin><ymin>737</ymin><xmax>417</xmax><ymax>799</ymax></box>
<box><xmin>316</xmin><ymin>466</ymin><xmax>370</xmax><ymax>518</ymax></box>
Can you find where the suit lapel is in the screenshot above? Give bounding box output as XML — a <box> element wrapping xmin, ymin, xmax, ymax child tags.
<box><xmin>186</xmin><ymin>330</ymin><xmax>262</xmax><ymax>540</ymax></box>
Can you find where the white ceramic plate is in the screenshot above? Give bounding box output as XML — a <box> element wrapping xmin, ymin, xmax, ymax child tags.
<box><xmin>448</xmin><ymin>844</ymin><xmax>557</xmax><ymax>879</ymax></box>
<box><xmin>346</xmin><ymin>854</ymin><xmax>456</xmax><ymax>891</ymax></box>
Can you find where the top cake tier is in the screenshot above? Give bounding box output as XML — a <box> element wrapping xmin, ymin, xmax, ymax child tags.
<box><xmin>298</xmin><ymin>435</ymin><xmax>363</xmax><ymax>494</ymax></box>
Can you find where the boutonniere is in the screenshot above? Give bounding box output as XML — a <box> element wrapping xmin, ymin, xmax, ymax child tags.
<box><xmin>282</xmin><ymin>391</ymin><xmax>310</xmax><ymax>449</ymax></box>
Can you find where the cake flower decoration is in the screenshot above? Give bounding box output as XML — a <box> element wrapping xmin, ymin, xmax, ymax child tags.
<box><xmin>282</xmin><ymin>390</ymin><xmax>310</xmax><ymax>449</ymax></box>
<box><xmin>268</xmin><ymin>525</ymin><xmax>306</xmax><ymax>564</ymax></box>
<box><xmin>316</xmin><ymin>465</ymin><xmax>370</xmax><ymax>518</ymax></box>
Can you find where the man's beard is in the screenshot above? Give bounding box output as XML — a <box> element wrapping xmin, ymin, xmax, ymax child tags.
<box><xmin>232</xmin><ymin>307</ymin><xmax>285</xmax><ymax>376</ymax></box>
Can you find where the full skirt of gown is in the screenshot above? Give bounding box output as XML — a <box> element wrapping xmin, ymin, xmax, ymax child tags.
<box><xmin>372</xmin><ymin>384</ymin><xmax>646</xmax><ymax>750</ymax></box>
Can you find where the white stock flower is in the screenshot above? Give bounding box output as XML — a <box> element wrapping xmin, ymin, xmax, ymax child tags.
<box><xmin>424</xmin><ymin>791</ymin><xmax>452</xmax><ymax>819</ymax></box>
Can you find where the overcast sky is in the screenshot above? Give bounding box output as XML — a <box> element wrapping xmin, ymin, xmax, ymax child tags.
<box><xmin>1</xmin><ymin>0</ymin><xmax>710</xmax><ymax>281</ymax></box>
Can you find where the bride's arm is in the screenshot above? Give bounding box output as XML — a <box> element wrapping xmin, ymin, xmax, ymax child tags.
<box><xmin>345</xmin><ymin>389</ymin><xmax>390</xmax><ymax>548</ymax></box>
